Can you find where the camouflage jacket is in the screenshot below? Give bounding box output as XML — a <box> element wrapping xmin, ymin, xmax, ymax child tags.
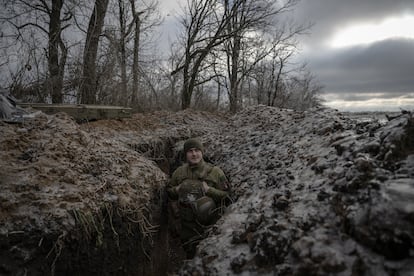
<box><xmin>167</xmin><ymin>160</ymin><xmax>230</xmax><ymax>204</ymax></box>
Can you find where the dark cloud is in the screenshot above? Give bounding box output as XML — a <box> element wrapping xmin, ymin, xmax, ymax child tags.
<box><xmin>159</xmin><ymin>0</ymin><xmax>414</xmax><ymax>110</ymax></box>
<box><xmin>293</xmin><ymin>0</ymin><xmax>414</xmax><ymax>47</ymax></box>
<box><xmin>288</xmin><ymin>0</ymin><xmax>414</xmax><ymax>110</ymax></box>
<box><xmin>305</xmin><ymin>38</ymin><xmax>414</xmax><ymax>95</ymax></box>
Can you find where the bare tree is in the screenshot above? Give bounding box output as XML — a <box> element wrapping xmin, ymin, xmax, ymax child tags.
<box><xmin>286</xmin><ymin>71</ymin><xmax>323</xmax><ymax>110</ymax></box>
<box><xmin>172</xmin><ymin>0</ymin><xmax>240</xmax><ymax>110</ymax></box>
<box><xmin>130</xmin><ymin>0</ymin><xmax>143</xmax><ymax>108</ymax></box>
<box><xmin>223</xmin><ymin>0</ymin><xmax>309</xmax><ymax>112</ymax></box>
<box><xmin>249</xmin><ymin>54</ymin><xmax>323</xmax><ymax>110</ymax></box>
<box><xmin>80</xmin><ymin>0</ymin><xmax>109</xmax><ymax>104</ymax></box>
<box><xmin>225</xmin><ymin>0</ymin><xmax>273</xmax><ymax>112</ymax></box>
<box><xmin>172</xmin><ymin>0</ymin><xmax>307</xmax><ymax>111</ymax></box>
<box><xmin>129</xmin><ymin>0</ymin><xmax>160</xmax><ymax>108</ymax></box>
<box><xmin>250</xmin><ymin>49</ymin><xmax>292</xmax><ymax>107</ymax></box>
<box><xmin>117</xmin><ymin>0</ymin><xmax>129</xmax><ymax>106</ymax></box>
<box><xmin>1</xmin><ymin>0</ymin><xmax>74</xmax><ymax>103</ymax></box>
<box><xmin>156</xmin><ymin>44</ymin><xmax>183</xmax><ymax>110</ymax></box>
<box><xmin>96</xmin><ymin>0</ymin><xmax>160</xmax><ymax>107</ymax></box>
<box><xmin>48</xmin><ymin>0</ymin><xmax>72</xmax><ymax>103</ymax></box>
<box><xmin>267</xmin><ymin>51</ymin><xmax>295</xmax><ymax>107</ymax></box>
<box><xmin>0</xmin><ymin>0</ymin><xmax>163</xmax><ymax>110</ymax></box>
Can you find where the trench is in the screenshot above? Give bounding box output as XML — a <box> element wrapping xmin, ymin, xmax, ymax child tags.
<box><xmin>47</xmin><ymin>112</ymin><xmax>412</xmax><ymax>275</ymax></box>
<box><xmin>0</xmin><ymin>138</ymin><xmax>188</xmax><ymax>276</ymax></box>
<box><xmin>4</xmin><ymin>111</ymin><xmax>414</xmax><ymax>275</ymax></box>
<box><xmin>64</xmin><ymin>137</ymin><xmax>189</xmax><ymax>275</ymax></box>
<box><xmin>130</xmin><ymin>137</ymin><xmax>188</xmax><ymax>275</ymax></box>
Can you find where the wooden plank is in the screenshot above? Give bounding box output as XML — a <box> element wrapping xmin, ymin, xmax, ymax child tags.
<box><xmin>18</xmin><ymin>103</ymin><xmax>132</xmax><ymax>122</ymax></box>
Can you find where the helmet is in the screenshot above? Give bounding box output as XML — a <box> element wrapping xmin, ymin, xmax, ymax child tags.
<box><xmin>178</xmin><ymin>179</ymin><xmax>204</xmax><ymax>203</ymax></box>
<box><xmin>196</xmin><ymin>196</ymin><xmax>216</xmax><ymax>225</ymax></box>
<box><xmin>184</xmin><ymin>138</ymin><xmax>204</xmax><ymax>153</ymax></box>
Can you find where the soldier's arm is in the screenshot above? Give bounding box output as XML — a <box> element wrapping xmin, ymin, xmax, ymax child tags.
<box><xmin>211</xmin><ymin>167</ymin><xmax>231</xmax><ymax>191</ymax></box>
<box><xmin>205</xmin><ymin>167</ymin><xmax>231</xmax><ymax>202</ymax></box>
<box><xmin>205</xmin><ymin>186</ymin><xmax>229</xmax><ymax>202</ymax></box>
<box><xmin>217</xmin><ymin>172</ymin><xmax>231</xmax><ymax>191</ymax></box>
<box><xmin>167</xmin><ymin>170</ymin><xmax>180</xmax><ymax>200</ymax></box>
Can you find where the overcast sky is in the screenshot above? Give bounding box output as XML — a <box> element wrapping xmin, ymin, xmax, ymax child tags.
<box><xmin>159</xmin><ymin>0</ymin><xmax>414</xmax><ymax>111</ymax></box>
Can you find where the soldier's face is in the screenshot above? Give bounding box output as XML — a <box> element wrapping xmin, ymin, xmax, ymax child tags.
<box><xmin>186</xmin><ymin>148</ymin><xmax>203</xmax><ymax>165</ymax></box>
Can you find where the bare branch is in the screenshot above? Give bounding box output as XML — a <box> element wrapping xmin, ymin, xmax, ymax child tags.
<box><xmin>19</xmin><ymin>0</ymin><xmax>50</xmax><ymax>14</ymax></box>
<box><xmin>16</xmin><ymin>22</ymin><xmax>48</xmax><ymax>35</ymax></box>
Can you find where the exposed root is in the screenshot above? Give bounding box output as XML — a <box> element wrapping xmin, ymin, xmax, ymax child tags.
<box><xmin>47</xmin><ymin>231</ymin><xmax>67</xmax><ymax>276</ymax></box>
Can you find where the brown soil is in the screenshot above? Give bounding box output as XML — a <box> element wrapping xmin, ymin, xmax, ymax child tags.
<box><xmin>0</xmin><ymin>111</ymin><xmax>175</xmax><ymax>275</ymax></box>
<box><xmin>2</xmin><ymin>106</ymin><xmax>413</xmax><ymax>276</ymax></box>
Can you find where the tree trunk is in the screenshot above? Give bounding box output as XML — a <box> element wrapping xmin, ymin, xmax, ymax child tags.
<box><xmin>48</xmin><ymin>0</ymin><xmax>64</xmax><ymax>103</ymax></box>
<box><xmin>271</xmin><ymin>57</ymin><xmax>283</xmax><ymax>107</ymax></box>
<box><xmin>118</xmin><ymin>0</ymin><xmax>128</xmax><ymax>106</ymax></box>
<box><xmin>80</xmin><ymin>0</ymin><xmax>109</xmax><ymax>104</ymax></box>
<box><xmin>130</xmin><ymin>1</ymin><xmax>142</xmax><ymax>108</ymax></box>
<box><xmin>216</xmin><ymin>76</ymin><xmax>221</xmax><ymax>109</ymax></box>
<box><xmin>228</xmin><ymin>35</ymin><xmax>241</xmax><ymax>113</ymax></box>
<box><xmin>181</xmin><ymin>68</ymin><xmax>191</xmax><ymax>109</ymax></box>
<box><xmin>176</xmin><ymin>0</ymin><xmax>234</xmax><ymax>110</ymax></box>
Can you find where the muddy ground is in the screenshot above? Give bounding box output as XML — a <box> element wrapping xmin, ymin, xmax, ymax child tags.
<box><xmin>0</xmin><ymin>106</ymin><xmax>413</xmax><ymax>275</ymax></box>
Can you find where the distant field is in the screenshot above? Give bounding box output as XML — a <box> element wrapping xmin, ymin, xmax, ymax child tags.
<box><xmin>343</xmin><ymin>111</ymin><xmax>403</xmax><ymax>124</ymax></box>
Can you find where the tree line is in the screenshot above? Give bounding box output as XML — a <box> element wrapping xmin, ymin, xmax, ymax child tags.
<box><xmin>0</xmin><ymin>0</ymin><xmax>323</xmax><ymax>112</ymax></box>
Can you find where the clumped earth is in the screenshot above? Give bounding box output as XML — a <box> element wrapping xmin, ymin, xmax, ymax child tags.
<box><xmin>184</xmin><ymin>106</ymin><xmax>414</xmax><ymax>275</ymax></box>
<box><xmin>0</xmin><ymin>111</ymin><xmax>169</xmax><ymax>275</ymax></box>
<box><xmin>0</xmin><ymin>106</ymin><xmax>413</xmax><ymax>275</ymax></box>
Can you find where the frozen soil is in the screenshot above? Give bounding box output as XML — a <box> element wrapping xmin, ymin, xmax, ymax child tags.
<box><xmin>0</xmin><ymin>106</ymin><xmax>413</xmax><ymax>275</ymax></box>
<box><xmin>0</xmin><ymin>111</ymin><xmax>169</xmax><ymax>275</ymax></box>
<box><xmin>0</xmin><ymin>109</ymin><xmax>224</xmax><ymax>275</ymax></box>
<box><xmin>183</xmin><ymin>106</ymin><xmax>414</xmax><ymax>275</ymax></box>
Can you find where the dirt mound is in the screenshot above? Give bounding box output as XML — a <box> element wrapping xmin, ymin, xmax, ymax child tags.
<box><xmin>80</xmin><ymin>109</ymin><xmax>227</xmax><ymax>173</ymax></box>
<box><xmin>182</xmin><ymin>106</ymin><xmax>414</xmax><ymax>275</ymax></box>
<box><xmin>0</xmin><ymin>111</ymin><xmax>167</xmax><ymax>275</ymax></box>
<box><xmin>1</xmin><ymin>106</ymin><xmax>413</xmax><ymax>275</ymax></box>
<box><xmin>0</xmin><ymin>108</ymin><xmax>228</xmax><ymax>275</ymax></box>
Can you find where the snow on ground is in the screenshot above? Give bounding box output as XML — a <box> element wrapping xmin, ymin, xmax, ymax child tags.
<box><xmin>0</xmin><ymin>105</ymin><xmax>413</xmax><ymax>275</ymax></box>
<box><xmin>183</xmin><ymin>106</ymin><xmax>414</xmax><ymax>275</ymax></box>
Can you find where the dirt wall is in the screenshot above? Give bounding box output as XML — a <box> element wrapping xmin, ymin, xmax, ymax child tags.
<box><xmin>1</xmin><ymin>106</ymin><xmax>413</xmax><ymax>275</ymax></box>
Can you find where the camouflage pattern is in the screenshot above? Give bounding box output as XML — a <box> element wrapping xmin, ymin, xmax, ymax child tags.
<box><xmin>168</xmin><ymin>160</ymin><xmax>230</xmax><ymax>202</ymax></box>
<box><xmin>167</xmin><ymin>160</ymin><xmax>230</xmax><ymax>257</ymax></box>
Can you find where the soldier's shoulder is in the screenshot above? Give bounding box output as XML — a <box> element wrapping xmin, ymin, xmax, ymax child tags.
<box><xmin>211</xmin><ymin>165</ymin><xmax>223</xmax><ymax>172</ymax></box>
<box><xmin>209</xmin><ymin>165</ymin><xmax>226</xmax><ymax>177</ymax></box>
<box><xmin>176</xmin><ymin>163</ymin><xmax>188</xmax><ymax>170</ymax></box>
<box><xmin>172</xmin><ymin>163</ymin><xmax>188</xmax><ymax>177</ymax></box>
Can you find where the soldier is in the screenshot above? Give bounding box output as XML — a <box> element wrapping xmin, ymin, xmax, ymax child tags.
<box><xmin>167</xmin><ymin>138</ymin><xmax>231</xmax><ymax>258</ymax></box>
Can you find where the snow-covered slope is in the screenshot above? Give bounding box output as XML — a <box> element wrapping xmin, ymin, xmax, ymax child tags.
<box><xmin>183</xmin><ymin>106</ymin><xmax>414</xmax><ymax>275</ymax></box>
